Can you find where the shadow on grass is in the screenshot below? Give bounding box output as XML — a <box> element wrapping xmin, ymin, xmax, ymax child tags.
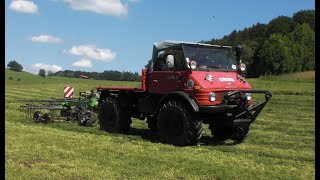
<box><xmin>128</xmin><ymin>127</ymin><xmax>243</xmax><ymax>147</ymax></box>
<box><xmin>16</xmin><ymin>118</ymin><xmax>242</xmax><ymax>147</ymax></box>
<box><xmin>198</xmin><ymin>136</ymin><xmax>243</xmax><ymax>146</ymax></box>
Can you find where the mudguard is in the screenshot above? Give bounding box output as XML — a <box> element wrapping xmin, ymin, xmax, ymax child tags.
<box><xmin>157</xmin><ymin>91</ymin><xmax>199</xmax><ymax>113</ymax></box>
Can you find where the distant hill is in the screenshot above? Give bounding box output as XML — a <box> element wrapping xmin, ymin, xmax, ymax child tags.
<box><xmin>203</xmin><ymin>10</ymin><xmax>315</xmax><ymax>77</ymax></box>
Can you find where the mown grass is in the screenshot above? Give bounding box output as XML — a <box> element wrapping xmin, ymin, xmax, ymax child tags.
<box><xmin>5</xmin><ymin>69</ymin><xmax>315</xmax><ymax>179</ymax></box>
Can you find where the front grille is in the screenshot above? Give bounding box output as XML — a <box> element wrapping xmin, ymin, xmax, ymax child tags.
<box><xmin>222</xmin><ymin>92</ymin><xmax>243</xmax><ymax>105</ymax></box>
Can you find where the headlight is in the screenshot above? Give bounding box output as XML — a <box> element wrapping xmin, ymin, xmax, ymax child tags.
<box><xmin>245</xmin><ymin>93</ymin><xmax>252</xmax><ymax>101</ymax></box>
<box><xmin>209</xmin><ymin>92</ymin><xmax>215</xmax><ymax>102</ymax></box>
<box><xmin>190</xmin><ymin>61</ymin><xmax>197</xmax><ymax>69</ymax></box>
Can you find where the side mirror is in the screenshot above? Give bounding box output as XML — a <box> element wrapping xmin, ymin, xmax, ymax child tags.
<box><xmin>234</xmin><ymin>45</ymin><xmax>243</xmax><ymax>64</ymax></box>
<box><xmin>166</xmin><ymin>55</ymin><xmax>174</xmax><ymax>69</ymax></box>
<box><xmin>239</xmin><ymin>63</ymin><xmax>246</xmax><ymax>71</ymax></box>
<box><xmin>185</xmin><ymin>57</ymin><xmax>190</xmax><ymax>69</ymax></box>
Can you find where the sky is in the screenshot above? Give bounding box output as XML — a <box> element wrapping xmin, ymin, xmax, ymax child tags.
<box><xmin>5</xmin><ymin>0</ymin><xmax>315</xmax><ymax>74</ymax></box>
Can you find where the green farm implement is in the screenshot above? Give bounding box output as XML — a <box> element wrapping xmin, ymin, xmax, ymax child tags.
<box><xmin>19</xmin><ymin>91</ymin><xmax>100</xmax><ymax>126</ymax></box>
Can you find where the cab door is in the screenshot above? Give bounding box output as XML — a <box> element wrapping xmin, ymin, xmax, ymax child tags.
<box><xmin>149</xmin><ymin>71</ymin><xmax>183</xmax><ymax>94</ymax></box>
<box><xmin>149</xmin><ymin>49</ymin><xmax>186</xmax><ymax>94</ymax></box>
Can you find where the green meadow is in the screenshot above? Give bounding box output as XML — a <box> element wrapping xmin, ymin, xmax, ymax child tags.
<box><xmin>5</xmin><ymin>69</ymin><xmax>315</xmax><ymax>179</ymax></box>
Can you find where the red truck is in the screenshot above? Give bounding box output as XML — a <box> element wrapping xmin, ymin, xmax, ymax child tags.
<box><xmin>97</xmin><ymin>41</ymin><xmax>272</xmax><ymax>146</ymax></box>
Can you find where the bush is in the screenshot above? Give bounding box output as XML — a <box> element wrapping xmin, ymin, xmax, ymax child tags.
<box><xmin>9</xmin><ymin>77</ymin><xmax>13</xmax><ymax>80</ymax></box>
<box><xmin>17</xmin><ymin>78</ymin><xmax>21</xmax><ymax>81</ymax></box>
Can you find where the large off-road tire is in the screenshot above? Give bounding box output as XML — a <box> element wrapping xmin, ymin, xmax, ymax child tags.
<box><xmin>210</xmin><ymin>125</ymin><xmax>234</xmax><ymax>141</ymax></box>
<box><xmin>230</xmin><ymin>123</ymin><xmax>251</xmax><ymax>142</ymax></box>
<box><xmin>157</xmin><ymin>100</ymin><xmax>203</xmax><ymax>146</ymax></box>
<box><xmin>98</xmin><ymin>96</ymin><xmax>131</xmax><ymax>133</ymax></box>
<box><xmin>210</xmin><ymin>123</ymin><xmax>251</xmax><ymax>142</ymax></box>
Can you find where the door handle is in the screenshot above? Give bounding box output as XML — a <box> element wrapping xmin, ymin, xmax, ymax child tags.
<box><xmin>153</xmin><ymin>80</ymin><xmax>158</xmax><ymax>83</ymax></box>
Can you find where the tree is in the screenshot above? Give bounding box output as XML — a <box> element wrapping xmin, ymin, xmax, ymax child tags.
<box><xmin>289</xmin><ymin>23</ymin><xmax>315</xmax><ymax>71</ymax></box>
<box><xmin>293</xmin><ymin>10</ymin><xmax>315</xmax><ymax>30</ymax></box>
<box><xmin>38</xmin><ymin>69</ymin><xmax>46</xmax><ymax>78</ymax></box>
<box><xmin>7</xmin><ymin>60</ymin><xmax>23</xmax><ymax>72</ymax></box>
<box><xmin>47</xmin><ymin>71</ymin><xmax>54</xmax><ymax>77</ymax></box>
<box><xmin>258</xmin><ymin>34</ymin><xmax>294</xmax><ymax>75</ymax></box>
<box><xmin>265</xmin><ymin>16</ymin><xmax>296</xmax><ymax>37</ymax></box>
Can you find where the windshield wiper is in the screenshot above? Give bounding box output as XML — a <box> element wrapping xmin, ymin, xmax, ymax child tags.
<box><xmin>206</xmin><ymin>65</ymin><xmax>220</xmax><ymax>71</ymax></box>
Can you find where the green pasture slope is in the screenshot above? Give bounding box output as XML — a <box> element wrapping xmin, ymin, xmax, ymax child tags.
<box><xmin>5</xmin><ymin>69</ymin><xmax>315</xmax><ymax>179</ymax></box>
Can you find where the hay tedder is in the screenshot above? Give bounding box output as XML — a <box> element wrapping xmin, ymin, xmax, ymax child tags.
<box><xmin>19</xmin><ymin>87</ymin><xmax>100</xmax><ymax>127</ymax></box>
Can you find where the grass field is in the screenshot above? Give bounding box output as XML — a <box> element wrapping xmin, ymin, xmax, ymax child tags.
<box><xmin>5</xmin><ymin>69</ymin><xmax>315</xmax><ymax>179</ymax></box>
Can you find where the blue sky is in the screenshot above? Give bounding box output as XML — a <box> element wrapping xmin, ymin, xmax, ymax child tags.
<box><xmin>5</xmin><ymin>0</ymin><xmax>315</xmax><ymax>74</ymax></box>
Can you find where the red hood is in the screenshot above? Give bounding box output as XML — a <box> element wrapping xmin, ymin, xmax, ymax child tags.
<box><xmin>189</xmin><ymin>71</ymin><xmax>251</xmax><ymax>91</ymax></box>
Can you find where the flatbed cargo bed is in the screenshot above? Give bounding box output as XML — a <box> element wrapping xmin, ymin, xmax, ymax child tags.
<box><xmin>97</xmin><ymin>86</ymin><xmax>143</xmax><ymax>92</ymax></box>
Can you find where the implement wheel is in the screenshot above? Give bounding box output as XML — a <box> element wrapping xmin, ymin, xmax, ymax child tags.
<box><xmin>77</xmin><ymin>110</ymin><xmax>93</xmax><ymax>127</ymax></box>
<box><xmin>33</xmin><ymin>111</ymin><xmax>42</xmax><ymax>123</ymax></box>
<box><xmin>157</xmin><ymin>100</ymin><xmax>202</xmax><ymax>146</ymax></box>
<box><xmin>98</xmin><ymin>96</ymin><xmax>131</xmax><ymax>133</ymax></box>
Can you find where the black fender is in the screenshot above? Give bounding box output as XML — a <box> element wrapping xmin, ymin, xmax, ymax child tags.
<box><xmin>156</xmin><ymin>91</ymin><xmax>199</xmax><ymax>114</ymax></box>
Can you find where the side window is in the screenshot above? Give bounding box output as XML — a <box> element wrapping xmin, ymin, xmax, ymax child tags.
<box><xmin>172</xmin><ymin>49</ymin><xmax>186</xmax><ymax>71</ymax></box>
<box><xmin>153</xmin><ymin>50</ymin><xmax>167</xmax><ymax>71</ymax></box>
<box><xmin>153</xmin><ymin>48</ymin><xmax>186</xmax><ymax>71</ymax></box>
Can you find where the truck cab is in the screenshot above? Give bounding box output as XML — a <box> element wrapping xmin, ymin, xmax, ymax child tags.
<box><xmin>149</xmin><ymin>41</ymin><xmax>250</xmax><ymax>105</ymax></box>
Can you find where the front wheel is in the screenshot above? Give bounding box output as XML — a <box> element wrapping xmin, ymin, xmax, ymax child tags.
<box><xmin>210</xmin><ymin>123</ymin><xmax>251</xmax><ymax>142</ymax></box>
<box><xmin>157</xmin><ymin>100</ymin><xmax>202</xmax><ymax>146</ymax></box>
<box><xmin>230</xmin><ymin>123</ymin><xmax>251</xmax><ymax>142</ymax></box>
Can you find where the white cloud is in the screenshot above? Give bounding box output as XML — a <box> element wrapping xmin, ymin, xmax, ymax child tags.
<box><xmin>30</xmin><ymin>35</ymin><xmax>63</xmax><ymax>44</ymax></box>
<box><xmin>128</xmin><ymin>0</ymin><xmax>140</xmax><ymax>3</ymax></box>
<box><xmin>72</xmin><ymin>59</ymin><xmax>93</xmax><ymax>68</ymax></box>
<box><xmin>9</xmin><ymin>0</ymin><xmax>38</xmax><ymax>14</ymax></box>
<box><xmin>60</xmin><ymin>0</ymin><xmax>128</xmax><ymax>17</ymax></box>
<box><xmin>29</xmin><ymin>63</ymin><xmax>63</xmax><ymax>73</ymax></box>
<box><xmin>66</xmin><ymin>45</ymin><xmax>116</xmax><ymax>62</ymax></box>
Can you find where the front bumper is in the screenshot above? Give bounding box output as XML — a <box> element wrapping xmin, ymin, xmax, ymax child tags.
<box><xmin>198</xmin><ymin>90</ymin><xmax>272</xmax><ymax>124</ymax></box>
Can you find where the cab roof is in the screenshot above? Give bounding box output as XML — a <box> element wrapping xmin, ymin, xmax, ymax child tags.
<box><xmin>151</xmin><ymin>40</ymin><xmax>232</xmax><ymax>62</ymax></box>
<box><xmin>153</xmin><ymin>40</ymin><xmax>232</xmax><ymax>51</ymax></box>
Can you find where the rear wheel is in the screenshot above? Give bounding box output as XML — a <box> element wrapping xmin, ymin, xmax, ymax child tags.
<box><xmin>98</xmin><ymin>96</ymin><xmax>131</xmax><ymax>133</ymax></box>
<box><xmin>157</xmin><ymin>100</ymin><xmax>202</xmax><ymax>146</ymax></box>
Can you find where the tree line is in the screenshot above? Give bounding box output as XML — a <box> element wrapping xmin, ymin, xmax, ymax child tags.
<box><xmin>202</xmin><ymin>10</ymin><xmax>314</xmax><ymax>77</ymax></box>
<box><xmin>6</xmin><ymin>60</ymin><xmax>141</xmax><ymax>81</ymax></box>
<box><xmin>54</xmin><ymin>70</ymin><xmax>141</xmax><ymax>82</ymax></box>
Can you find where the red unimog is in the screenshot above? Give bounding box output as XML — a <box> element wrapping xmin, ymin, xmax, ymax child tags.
<box><xmin>96</xmin><ymin>41</ymin><xmax>272</xmax><ymax>146</ymax></box>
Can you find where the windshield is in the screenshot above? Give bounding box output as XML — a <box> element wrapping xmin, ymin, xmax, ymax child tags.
<box><xmin>183</xmin><ymin>45</ymin><xmax>237</xmax><ymax>71</ymax></box>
